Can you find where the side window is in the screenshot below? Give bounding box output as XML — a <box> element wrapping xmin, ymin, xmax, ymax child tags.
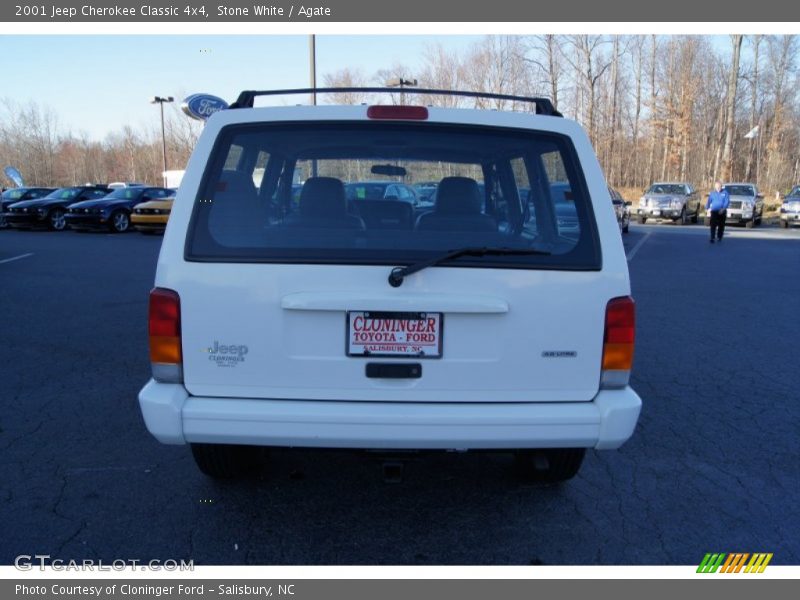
<box><xmin>223</xmin><ymin>144</ymin><xmax>244</xmax><ymax>171</ymax></box>
<box><xmin>540</xmin><ymin>151</ymin><xmax>579</xmax><ymax>241</ymax></box>
<box><xmin>253</xmin><ymin>150</ymin><xmax>270</xmax><ymax>188</ymax></box>
<box><xmin>385</xmin><ymin>185</ymin><xmax>398</xmax><ymax>198</ymax></box>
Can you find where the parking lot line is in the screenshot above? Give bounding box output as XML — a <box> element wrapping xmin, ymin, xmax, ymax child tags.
<box><xmin>626</xmin><ymin>231</ymin><xmax>652</xmax><ymax>262</ymax></box>
<box><xmin>0</xmin><ymin>252</ymin><xmax>33</xmax><ymax>265</ymax></box>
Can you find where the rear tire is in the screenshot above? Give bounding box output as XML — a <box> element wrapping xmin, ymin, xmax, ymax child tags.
<box><xmin>514</xmin><ymin>448</ymin><xmax>586</xmax><ymax>483</ymax></box>
<box><xmin>638</xmin><ymin>216</ymin><xmax>647</xmax><ymax>225</ymax></box>
<box><xmin>780</xmin><ymin>220</ymin><xmax>789</xmax><ymax>228</ymax></box>
<box><xmin>190</xmin><ymin>443</ymin><xmax>262</xmax><ymax>479</ymax></box>
<box><xmin>745</xmin><ymin>218</ymin><xmax>754</xmax><ymax>229</ymax></box>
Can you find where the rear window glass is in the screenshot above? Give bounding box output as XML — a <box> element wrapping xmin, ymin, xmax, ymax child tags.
<box><xmin>186</xmin><ymin>122</ymin><xmax>600</xmax><ymax>270</ymax></box>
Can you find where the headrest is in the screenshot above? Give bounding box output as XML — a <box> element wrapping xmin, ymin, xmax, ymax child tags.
<box><xmin>299</xmin><ymin>177</ymin><xmax>347</xmax><ymax>218</ymax></box>
<box><xmin>435</xmin><ymin>177</ymin><xmax>482</xmax><ymax>214</ymax></box>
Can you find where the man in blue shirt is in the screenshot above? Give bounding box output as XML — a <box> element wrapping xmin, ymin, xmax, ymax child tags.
<box><xmin>706</xmin><ymin>180</ymin><xmax>730</xmax><ymax>243</ymax></box>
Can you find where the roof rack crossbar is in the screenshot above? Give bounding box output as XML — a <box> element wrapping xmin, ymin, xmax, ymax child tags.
<box><xmin>229</xmin><ymin>87</ymin><xmax>562</xmax><ymax>117</ymax></box>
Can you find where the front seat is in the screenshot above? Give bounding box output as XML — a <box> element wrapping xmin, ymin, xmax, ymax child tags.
<box><xmin>284</xmin><ymin>177</ymin><xmax>365</xmax><ymax>230</ymax></box>
<box><xmin>415</xmin><ymin>176</ymin><xmax>497</xmax><ymax>232</ymax></box>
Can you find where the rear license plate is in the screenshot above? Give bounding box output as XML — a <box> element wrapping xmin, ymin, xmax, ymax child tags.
<box><xmin>652</xmin><ymin>210</ymin><xmax>660</xmax><ymax>216</ymax></box>
<box><xmin>347</xmin><ymin>311</ymin><xmax>443</xmax><ymax>358</ymax></box>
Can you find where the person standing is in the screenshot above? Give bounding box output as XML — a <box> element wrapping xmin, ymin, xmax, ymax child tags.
<box><xmin>706</xmin><ymin>181</ymin><xmax>730</xmax><ymax>243</ymax></box>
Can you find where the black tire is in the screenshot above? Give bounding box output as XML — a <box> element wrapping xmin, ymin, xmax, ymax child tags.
<box><xmin>780</xmin><ymin>220</ymin><xmax>789</xmax><ymax>229</ymax></box>
<box><xmin>691</xmin><ymin>209</ymin><xmax>699</xmax><ymax>224</ymax></box>
<box><xmin>514</xmin><ymin>448</ymin><xmax>586</xmax><ymax>483</ymax></box>
<box><xmin>745</xmin><ymin>217</ymin><xmax>754</xmax><ymax>229</ymax></box>
<box><xmin>109</xmin><ymin>210</ymin><xmax>130</xmax><ymax>233</ymax></box>
<box><xmin>638</xmin><ymin>216</ymin><xmax>647</xmax><ymax>225</ymax></box>
<box><xmin>48</xmin><ymin>208</ymin><xmax>66</xmax><ymax>231</ymax></box>
<box><xmin>622</xmin><ymin>220</ymin><xmax>629</xmax><ymax>234</ymax></box>
<box><xmin>675</xmin><ymin>207</ymin><xmax>687</xmax><ymax>225</ymax></box>
<box><xmin>190</xmin><ymin>443</ymin><xmax>262</xmax><ymax>479</ymax></box>
<box><xmin>0</xmin><ymin>213</ymin><xmax>7</xmax><ymax>229</ymax></box>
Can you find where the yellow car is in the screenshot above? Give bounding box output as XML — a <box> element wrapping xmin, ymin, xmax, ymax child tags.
<box><xmin>132</xmin><ymin>196</ymin><xmax>174</xmax><ymax>234</ymax></box>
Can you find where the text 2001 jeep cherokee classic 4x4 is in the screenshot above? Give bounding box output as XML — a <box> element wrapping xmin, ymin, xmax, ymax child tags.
<box><xmin>138</xmin><ymin>88</ymin><xmax>642</xmax><ymax>482</ymax></box>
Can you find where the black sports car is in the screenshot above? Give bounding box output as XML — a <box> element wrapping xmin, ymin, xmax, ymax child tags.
<box><xmin>0</xmin><ymin>187</ymin><xmax>55</xmax><ymax>229</ymax></box>
<box><xmin>4</xmin><ymin>186</ymin><xmax>109</xmax><ymax>231</ymax></box>
<box><xmin>65</xmin><ymin>186</ymin><xmax>173</xmax><ymax>233</ymax></box>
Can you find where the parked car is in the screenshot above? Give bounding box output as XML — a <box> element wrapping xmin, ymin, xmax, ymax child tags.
<box><xmin>344</xmin><ymin>181</ymin><xmax>419</xmax><ymax>205</ymax></box>
<box><xmin>132</xmin><ymin>194</ymin><xmax>176</xmax><ymax>234</ymax></box>
<box><xmin>609</xmin><ymin>186</ymin><xmax>630</xmax><ymax>234</ymax></box>
<box><xmin>107</xmin><ymin>182</ymin><xmax>146</xmax><ymax>189</ymax></box>
<box><xmin>413</xmin><ymin>181</ymin><xmax>438</xmax><ymax>205</ymax></box>
<box><xmin>66</xmin><ymin>186</ymin><xmax>172</xmax><ymax>232</ymax></box>
<box><xmin>779</xmin><ymin>185</ymin><xmax>800</xmax><ymax>228</ymax></box>
<box><xmin>722</xmin><ymin>183</ymin><xmax>764</xmax><ymax>228</ymax></box>
<box><xmin>637</xmin><ymin>182</ymin><xmax>700</xmax><ymax>225</ymax></box>
<box><xmin>0</xmin><ymin>187</ymin><xmax>55</xmax><ymax>228</ymax></box>
<box><xmin>3</xmin><ymin>186</ymin><xmax>109</xmax><ymax>231</ymax></box>
<box><xmin>138</xmin><ymin>89</ymin><xmax>640</xmax><ymax>483</ymax></box>
<box><xmin>549</xmin><ymin>182</ymin><xmax>580</xmax><ymax>238</ymax></box>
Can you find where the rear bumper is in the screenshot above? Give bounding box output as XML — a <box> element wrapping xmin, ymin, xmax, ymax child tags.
<box><xmin>138</xmin><ymin>380</ymin><xmax>642</xmax><ymax>451</ymax></box>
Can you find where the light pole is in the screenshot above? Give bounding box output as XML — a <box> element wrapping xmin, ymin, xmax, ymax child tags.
<box><xmin>309</xmin><ymin>35</ymin><xmax>318</xmax><ymax>177</ymax></box>
<box><xmin>151</xmin><ymin>96</ymin><xmax>174</xmax><ymax>187</ymax></box>
<box><xmin>386</xmin><ymin>77</ymin><xmax>418</xmax><ymax>106</ymax></box>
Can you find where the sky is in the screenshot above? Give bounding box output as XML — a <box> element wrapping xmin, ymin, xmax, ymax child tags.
<box><xmin>0</xmin><ymin>35</ymin><xmax>484</xmax><ymax>140</ymax></box>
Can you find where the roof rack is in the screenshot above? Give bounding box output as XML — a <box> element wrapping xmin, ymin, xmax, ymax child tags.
<box><xmin>229</xmin><ymin>87</ymin><xmax>562</xmax><ymax>117</ymax></box>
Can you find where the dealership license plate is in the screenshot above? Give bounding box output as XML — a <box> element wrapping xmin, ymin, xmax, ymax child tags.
<box><xmin>347</xmin><ymin>311</ymin><xmax>443</xmax><ymax>358</ymax></box>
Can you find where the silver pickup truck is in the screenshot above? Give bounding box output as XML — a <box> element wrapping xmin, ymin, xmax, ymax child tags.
<box><xmin>780</xmin><ymin>186</ymin><xmax>800</xmax><ymax>228</ymax></box>
<box><xmin>723</xmin><ymin>182</ymin><xmax>764</xmax><ymax>228</ymax></box>
<box><xmin>637</xmin><ymin>182</ymin><xmax>700</xmax><ymax>225</ymax></box>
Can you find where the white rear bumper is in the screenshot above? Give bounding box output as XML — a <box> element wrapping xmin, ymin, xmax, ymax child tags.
<box><xmin>138</xmin><ymin>380</ymin><xmax>641</xmax><ymax>451</ymax></box>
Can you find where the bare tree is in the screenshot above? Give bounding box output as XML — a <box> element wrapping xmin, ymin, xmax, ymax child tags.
<box><xmin>720</xmin><ymin>35</ymin><xmax>744</xmax><ymax>181</ymax></box>
<box><xmin>322</xmin><ymin>68</ymin><xmax>370</xmax><ymax>104</ymax></box>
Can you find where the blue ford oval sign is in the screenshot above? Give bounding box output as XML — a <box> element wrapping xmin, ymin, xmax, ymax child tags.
<box><xmin>181</xmin><ymin>94</ymin><xmax>229</xmax><ymax>121</ymax></box>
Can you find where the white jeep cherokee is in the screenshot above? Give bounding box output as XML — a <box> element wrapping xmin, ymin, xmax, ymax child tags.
<box><xmin>138</xmin><ymin>88</ymin><xmax>641</xmax><ymax>482</ymax></box>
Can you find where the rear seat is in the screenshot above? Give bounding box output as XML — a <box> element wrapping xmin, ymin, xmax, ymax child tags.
<box><xmin>415</xmin><ymin>176</ymin><xmax>497</xmax><ymax>232</ymax></box>
<box><xmin>352</xmin><ymin>199</ymin><xmax>413</xmax><ymax>230</ymax></box>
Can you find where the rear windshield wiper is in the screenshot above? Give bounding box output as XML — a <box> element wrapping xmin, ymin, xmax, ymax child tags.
<box><xmin>388</xmin><ymin>246</ymin><xmax>551</xmax><ymax>287</ymax></box>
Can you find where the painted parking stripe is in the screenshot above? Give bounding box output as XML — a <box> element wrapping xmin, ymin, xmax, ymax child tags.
<box><xmin>0</xmin><ymin>252</ymin><xmax>33</xmax><ymax>265</ymax></box>
<box><xmin>626</xmin><ymin>231</ymin><xmax>652</xmax><ymax>261</ymax></box>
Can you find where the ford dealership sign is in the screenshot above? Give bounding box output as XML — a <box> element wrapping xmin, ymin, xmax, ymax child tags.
<box><xmin>181</xmin><ymin>94</ymin><xmax>229</xmax><ymax>121</ymax></box>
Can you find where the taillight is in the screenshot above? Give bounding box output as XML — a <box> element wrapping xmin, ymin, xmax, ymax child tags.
<box><xmin>367</xmin><ymin>105</ymin><xmax>428</xmax><ymax>120</ymax></box>
<box><xmin>149</xmin><ymin>287</ymin><xmax>182</xmax><ymax>383</ymax></box>
<box><xmin>601</xmin><ymin>296</ymin><xmax>635</xmax><ymax>388</ymax></box>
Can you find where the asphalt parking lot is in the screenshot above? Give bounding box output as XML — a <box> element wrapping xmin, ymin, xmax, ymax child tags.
<box><xmin>1</xmin><ymin>222</ymin><xmax>798</xmax><ymax>566</ymax></box>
